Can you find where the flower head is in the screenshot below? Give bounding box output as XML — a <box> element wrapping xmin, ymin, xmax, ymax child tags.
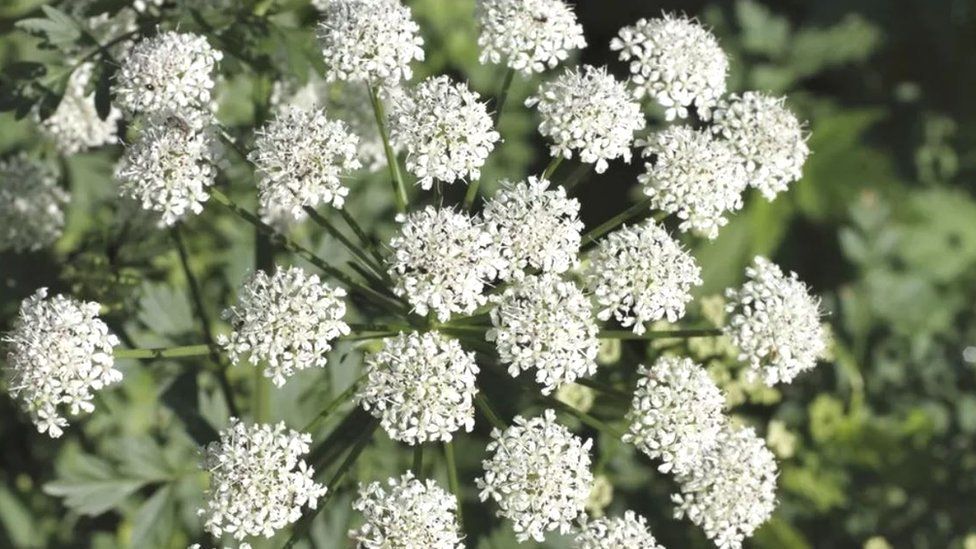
<box><xmin>40</xmin><ymin>63</ymin><xmax>122</xmax><ymax>154</ymax></box>
<box><xmin>0</xmin><ymin>154</ymin><xmax>67</xmax><ymax>253</ymax></box>
<box><xmin>639</xmin><ymin>125</ymin><xmax>747</xmax><ymax>239</ymax></box>
<box><xmin>350</xmin><ymin>472</ymin><xmax>464</xmax><ymax>549</ymax></box>
<box><xmin>724</xmin><ymin>257</ymin><xmax>826</xmax><ymax>385</ymax></box>
<box><xmin>488</xmin><ymin>274</ymin><xmax>599</xmax><ymax>394</ymax></box>
<box><xmin>585</xmin><ymin>220</ymin><xmax>702</xmax><ymax>333</ymax></box>
<box><xmin>574</xmin><ymin>511</ymin><xmax>664</xmax><ymax>549</ymax></box>
<box><xmin>3</xmin><ymin>288</ymin><xmax>120</xmax><ymax>438</ymax></box>
<box><xmin>714</xmin><ymin>92</ymin><xmax>809</xmax><ymax>200</ymax></box>
<box><xmin>482</xmin><ymin>176</ymin><xmax>582</xmax><ymax>280</ymax></box>
<box><xmin>201</xmin><ymin>419</ymin><xmax>327</xmax><ymax>540</ymax></box>
<box><xmin>476</xmin><ymin>0</ymin><xmax>586</xmax><ymax>74</ymax></box>
<box><xmin>611</xmin><ymin>14</ymin><xmax>728</xmax><ymax>120</ymax></box>
<box><xmin>316</xmin><ymin>0</ymin><xmax>424</xmax><ymax>84</ymax></box>
<box><xmin>476</xmin><ymin>409</ymin><xmax>593</xmax><ymax>542</ymax></box>
<box><xmin>359</xmin><ymin>331</ymin><xmax>478</xmax><ymax>444</ymax></box>
<box><xmin>218</xmin><ymin>266</ymin><xmax>349</xmax><ymax>387</ymax></box>
<box><xmin>527</xmin><ymin>65</ymin><xmax>645</xmax><ymax>173</ymax></box>
<box><xmin>389</xmin><ymin>76</ymin><xmax>499</xmax><ymax>189</ymax></box>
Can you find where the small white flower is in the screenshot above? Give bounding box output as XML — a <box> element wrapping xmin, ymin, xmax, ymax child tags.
<box><xmin>713</xmin><ymin>91</ymin><xmax>810</xmax><ymax>200</ymax></box>
<box><xmin>638</xmin><ymin>125</ymin><xmax>748</xmax><ymax>239</ymax></box>
<box><xmin>3</xmin><ymin>288</ymin><xmax>120</xmax><ymax>438</ymax></box>
<box><xmin>476</xmin><ymin>409</ymin><xmax>593</xmax><ymax>542</ymax></box>
<box><xmin>574</xmin><ymin>511</ymin><xmax>664</xmax><ymax>549</ymax></box>
<box><xmin>201</xmin><ymin>419</ymin><xmax>327</xmax><ymax>540</ymax></box>
<box><xmin>672</xmin><ymin>424</ymin><xmax>778</xmax><ymax>549</ymax></box>
<box><xmin>358</xmin><ymin>331</ymin><xmax>478</xmax><ymax>444</ymax></box>
<box><xmin>488</xmin><ymin>274</ymin><xmax>599</xmax><ymax>395</ymax></box>
<box><xmin>585</xmin><ymin>220</ymin><xmax>702</xmax><ymax>334</ymax></box>
<box><xmin>724</xmin><ymin>256</ymin><xmax>826</xmax><ymax>385</ymax></box>
<box><xmin>40</xmin><ymin>63</ymin><xmax>122</xmax><ymax>154</ymax></box>
<box><xmin>389</xmin><ymin>76</ymin><xmax>499</xmax><ymax>189</ymax></box>
<box><xmin>624</xmin><ymin>357</ymin><xmax>725</xmax><ymax>475</ymax></box>
<box><xmin>476</xmin><ymin>0</ymin><xmax>586</xmax><ymax>74</ymax></box>
<box><xmin>387</xmin><ymin>206</ymin><xmax>498</xmax><ymax>322</ymax></box>
<box><xmin>218</xmin><ymin>266</ymin><xmax>350</xmax><ymax>387</ymax></box>
<box><xmin>350</xmin><ymin>472</ymin><xmax>464</xmax><ymax>549</ymax></box>
<box><xmin>316</xmin><ymin>0</ymin><xmax>425</xmax><ymax>84</ymax></box>
<box><xmin>610</xmin><ymin>14</ymin><xmax>728</xmax><ymax>120</ymax></box>
<box><xmin>0</xmin><ymin>154</ymin><xmax>67</xmax><ymax>253</ymax></box>
<box><xmin>482</xmin><ymin>176</ymin><xmax>582</xmax><ymax>280</ymax></box>
<box><xmin>527</xmin><ymin>65</ymin><xmax>645</xmax><ymax>173</ymax></box>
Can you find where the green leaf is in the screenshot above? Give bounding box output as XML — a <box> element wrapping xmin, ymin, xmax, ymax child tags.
<box><xmin>0</xmin><ymin>486</ymin><xmax>36</xmax><ymax>548</ymax></box>
<box><xmin>16</xmin><ymin>6</ymin><xmax>84</xmax><ymax>50</ymax></box>
<box><xmin>128</xmin><ymin>486</ymin><xmax>174</xmax><ymax>548</ymax></box>
<box><xmin>94</xmin><ymin>62</ymin><xmax>115</xmax><ymax>120</ymax></box>
<box><xmin>43</xmin><ymin>453</ymin><xmax>149</xmax><ymax>516</ymax></box>
<box><xmin>136</xmin><ymin>282</ymin><xmax>196</xmax><ymax>339</ymax></box>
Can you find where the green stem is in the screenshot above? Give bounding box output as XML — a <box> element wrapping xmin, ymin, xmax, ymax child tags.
<box><xmin>367</xmin><ymin>84</ymin><xmax>408</xmax><ymax>213</ymax></box>
<box><xmin>338</xmin><ymin>207</ymin><xmax>387</xmax><ymax>267</ymax></box>
<box><xmin>444</xmin><ymin>441</ymin><xmax>463</xmax><ymax>528</ymax></box>
<box><xmin>540</xmin><ymin>394</ymin><xmax>625</xmax><ymax>438</ymax></box>
<box><xmin>580</xmin><ymin>197</ymin><xmax>654</xmax><ymax>248</ymax></box>
<box><xmin>474</xmin><ymin>393</ymin><xmax>506</xmax><ymax>431</ymax></box>
<box><xmin>542</xmin><ymin>156</ymin><xmax>565</xmax><ymax>180</ymax></box>
<box><xmin>253</xmin><ymin>363</ymin><xmax>269</xmax><ymax>423</ymax></box>
<box><xmin>598</xmin><ymin>328</ymin><xmax>723</xmax><ymax>340</ymax></box>
<box><xmin>114</xmin><ymin>345</ymin><xmax>215</xmax><ymax>359</ymax></box>
<box><xmin>412</xmin><ymin>445</ymin><xmax>423</xmax><ymax>476</ymax></box>
<box><xmin>464</xmin><ymin>67</ymin><xmax>517</xmax><ymax>210</ymax></box>
<box><xmin>339</xmin><ymin>331</ymin><xmax>401</xmax><ymax>342</ymax></box>
<box><xmin>303</xmin><ymin>375</ymin><xmax>367</xmax><ymax>432</ymax></box>
<box><xmin>574</xmin><ymin>378</ymin><xmax>632</xmax><ymax>400</ymax></box>
<box><xmin>562</xmin><ymin>163</ymin><xmax>593</xmax><ymax>193</ymax></box>
<box><xmin>302</xmin><ymin>206</ymin><xmax>388</xmax><ymax>280</ymax></box>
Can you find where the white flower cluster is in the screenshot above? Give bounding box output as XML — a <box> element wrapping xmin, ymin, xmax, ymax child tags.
<box><xmin>476</xmin><ymin>0</ymin><xmax>586</xmax><ymax>74</ymax></box>
<box><xmin>725</xmin><ymin>256</ymin><xmax>826</xmax><ymax>385</ymax></box>
<box><xmin>0</xmin><ymin>154</ymin><xmax>67</xmax><ymax>253</ymax></box>
<box><xmin>527</xmin><ymin>65</ymin><xmax>645</xmax><ymax>173</ymax></box>
<box><xmin>488</xmin><ymin>274</ymin><xmax>599</xmax><ymax>394</ymax></box>
<box><xmin>672</xmin><ymin>424</ymin><xmax>778</xmax><ymax>549</ymax></box>
<box><xmin>387</xmin><ymin>207</ymin><xmax>497</xmax><ymax>321</ymax></box>
<box><xmin>201</xmin><ymin>419</ymin><xmax>327</xmax><ymax>540</ymax></box>
<box><xmin>3</xmin><ymin>288</ymin><xmax>120</xmax><ymax>438</ymax></box>
<box><xmin>482</xmin><ymin>177</ymin><xmax>582</xmax><ymax>280</ymax></box>
<box><xmin>639</xmin><ymin>125</ymin><xmax>747</xmax><ymax>239</ymax></box>
<box><xmin>477</xmin><ymin>409</ymin><xmax>593</xmax><ymax>542</ymax></box>
<box><xmin>611</xmin><ymin>14</ymin><xmax>728</xmax><ymax>120</ymax></box>
<box><xmin>714</xmin><ymin>91</ymin><xmax>810</xmax><ymax>200</ymax></box>
<box><xmin>624</xmin><ymin>357</ymin><xmax>725</xmax><ymax>475</ymax></box>
<box><xmin>358</xmin><ymin>331</ymin><xmax>479</xmax><ymax>444</ymax></box>
<box><xmin>40</xmin><ymin>63</ymin><xmax>122</xmax><ymax>154</ymax></box>
<box><xmin>574</xmin><ymin>511</ymin><xmax>664</xmax><ymax>549</ymax></box>
<box><xmin>585</xmin><ymin>220</ymin><xmax>701</xmax><ymax>334</ymax></box>
<box><xmin>249</xmin><ymin>107</ymin><xmax>361</xmax><ymax>221</ymax></box>
<box><xmin>218</xmin><ymin>266</ymin><xmax>350</xmax><ymax>387</ymax></box>
<box><xmin>316</xmin><ymin>0</ymin><xmax>425</xmax><ymax>84</ymax></box>
<box><xmin>350</xmin><ymin>472</ymin><xmax>464</xmax><ymax>549</ymax></box>
<box><xmin>389</xmin><ymin>76</ymin><xmax>499</xmax><ymax>189</ymax></box>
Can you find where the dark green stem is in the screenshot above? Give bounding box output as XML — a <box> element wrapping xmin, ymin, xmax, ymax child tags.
<box><xmin>580</xmin><ymin>197</ymin><xmax>654</xmax><ymax>248</ymax></box>
<box><xmin>444</xmin><ymin>441</ymin><xmax>463</xmax><ymax>528</ymax></box>
<box><xmin>367</xmin><ymin>84</ymin><xmax>408</xmax><ymax>213</ymax></box>
<box><xmin>412</xmin><ymin>445</ymin><xmax>423</xmax><ymax>476</ymax></box>
<box><xmin>598</xmin><ymin>328</ymin><xmax>723</xmax><ymax>340</ymax></box>
<box><xmin>542</xmin><ymin>156</ymin><xmax>565</xmax><ymax>180</ymax></box>
<box><xmin>302</xmin><ymin>206</ymin><xmax>388</xmax><ymax>280</ymax></box>
<box><xmin>302</xmin><ymin>374</ymin><xmax>367</xmax><ymax>432</ymax></box>
<box><xmin>464</xmin><ymin>67</ymin><xmax>516</xmax><ymax>210</ymax></box>
<box><xmin>474</xmin><ymin>393</ymin><xmax>506</xmax><ymax>431</ymax></box>
<box><xmin>114</xmin><ymin>345</ymin><xmax>215</xmax><ymax>359</ymax></box>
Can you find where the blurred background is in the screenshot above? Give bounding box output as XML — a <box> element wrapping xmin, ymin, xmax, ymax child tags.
<box><xmin>1</xmin><ymin>0</ymin><xmax>975</xmax><ymax>547</ymax></box>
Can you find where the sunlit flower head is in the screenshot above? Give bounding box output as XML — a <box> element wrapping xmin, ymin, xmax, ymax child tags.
<box><xmin>40</xmin><ymin>63</ymin><xmax>122</xmax><ymax>154</ymax></box>
<box><xmin>574</xmin><ymin>511</ymin><xmax>664</xmax><ymax>549</ymax></box>
<box><xmin>476</xmin><ymin>0</ymin><xmax>586</xmax><ymax>74</ymax></box>
<box><xmin>350</xmin><ymin>472</ymin><xmax>464</xmax><ymax>548</ymax></box>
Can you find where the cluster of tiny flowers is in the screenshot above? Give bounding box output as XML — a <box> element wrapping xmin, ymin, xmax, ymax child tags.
<box><xmin>476</xmin><ymin>0</ymin><xmax>586</xmax><ymax>74</ymax></box>
<box><xmin>724</xmin><ymin>256</ymin><xmax>826</xmax><ymax>385</ymax></box>
<box><xmin>573</xmin><ymin>511</ymin><xmax>665</xmax><ymax>549</ymax></box>
<box><xmin>218</xmin><ymin>267</ymin><xmax>350</xmax><ymax>387</ymax></box>
<box><xmin>389</xmin><ymin>76</ymin><xmax>499</xmax><ymax>189</ymax></box>
<box><xmin>482</xmin><ymin>177</ymin><xmax>582</xmax><ymax>280</ymax></box>
<box><xmin>316</xmin><ymin>0</ymin><xmax>425</xmax><ymax>83</ymax></box>
<box><xmin>358</xmin><ymin>331</ymin><xmax>479</xmax><ymax>444</ymax></box>
<box><xmin>3</xmin><ymin>289</ymin><xmax>120</xmax><ymax>438</ymax></box>
<box><xmin>249</xmin><ymin>107</ymin><xmax>360</xmax><ymax>220</ymax></box>
<box><xmin>477</xmin><ymin>409</ymin><xmax>593</xmax><ymax>542</ymax></box>
<box><xmin>201</xmin><ymin>419</ymin><xmax>327</xmax><ymax>540</ymax></box>
<box><xmin>488</xmin><ymin>274</ymin><xmax>599</xmax><ymax>394</ymax></box>
<box><xmin>585</xmin><ymin>220</ymin><xmax>702</xmax><ymax>334</ymax></box>
<box><xmin>624</xmin><ymin>357</ymin><xmax>725</xmax><ymax>475</ymax></box>
<box><xmin>40</xmin><ymin>63</ymin><xmax>122</xmax><ymax>154</ymax></box>
<box><xmin>672</xmin><ymin>424</ymin><xmax>778</xmax><ymax>549</ymax></box>
<box><xmin>114</xmin><ymin>121</ymin><xmax>218</xmax><ymax>227</ymax></box>
<box><xmin>350</xmin><ymin>472</ymin><xmax>464</xmax><ymax>549</ymax></box>
<box><xmin>713</xmin><ymin>91</ymin><xmax>810</xmax><ymax>200</ymax></box>
<box><xmin>611</xmin><ymin>14</ymin><xmax>728</xmax><ymax>120</ymax></box>
<box><xmin>387</xmin><ymin>206</ymin><xmax>498</xmax><ymax>321</ymax></box>
<box><xmin>527</xmin><ymin>65</ymin><xmax>645</xmax><ymax>173</ymax></box>
<box><xmin>639</xmin><ymin>125</ymin><xmax>747</xmax><ymax>239</ymax></box>
<box><xmin>0</xmin><ymin>154</ymin><xmax>67</xmax><ymax>253</ymax></box>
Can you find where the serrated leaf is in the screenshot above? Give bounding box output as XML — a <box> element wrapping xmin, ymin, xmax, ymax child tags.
<box><xmin>44</xmin><ymin>453</ymin><xmax>149</xmax><ymax>517</ymax></box>
<box><xmin>0</xmin><ymin>486</ymin><xmax>36</xmax><ymax>548</ymax></box>
<box><xmin>137</xmin><ymin>282</ymin><xmax>196</xmax><ymax>338</ymax></box>
<box><xmin>16</xmin><ymin>6</ymin><xmax>84</xmax><ymax>50</ymax></box>
<box><xmin>128</xmin><ymin>486</ymin><xmax>174</xmax><ymax>548</ymax></box>
<box><xmin>114</xmin><ymin>437</ymin><xmax>173</xmax><ymax>481</ymax></box>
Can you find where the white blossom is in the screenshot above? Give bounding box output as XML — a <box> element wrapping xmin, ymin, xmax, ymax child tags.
<box><xmin>40</xmin><ymin>63</ymin><xmax>122</xmax><ymax>154</ymax></box>
<box><xmin>0</xmin><ymin>154</ymin><xmax>67</xmax><ymax>253</ymax></box>
<box><xmin>477</xmin><ymin>409</ymin><xmax>593</xmax><ymax>542</ymax></box>
<box><xmin>389</xmin><ymin>76</ymin><xmax>499</xmax><ymax>189</ymax></box>
<box><xmin>610</xmin><ymin>14</ymin><xmax>728</xmax><ymax>120</ymax></box>
<box><xmin>488</xmin><ymin>274</ymin><xmax>599</xmax><ymax>394</ymax></box>
<box><xmin>527</xmin><ymin>65</ymin><xmax>645</xmax><ymax>173</ymax></box>
<box><xmin>574</xmin><ymin>511</ymin><xmax>664</xmax><ymax>549</ymax></box>
<box><xmin>476</xmin><ymin>0</ymin><xmax>586</xmax><ymax>74</ymax></box>
<box><xmin>724</xmin><ymin>256</ymin><xmax>826</xmax><ymax>385</ymax></box>
<box><xmin>3</xmin><ymin>288</ymin><xmax>120</xmax><ymax>438</ymax></box>
<box><xmin>350</xmin><ymin>472</ymin><xmax>464</xmax><ymax>548</ymax></box>
<box><xmin>585</xmin><ymin>220</ymin><xmax>702</xmax><ymax>334</ymax></box>
<box><xmin>358</xmin><ymin>331</ymin><xmax>478</xmax><ymax>444</ymax></box>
